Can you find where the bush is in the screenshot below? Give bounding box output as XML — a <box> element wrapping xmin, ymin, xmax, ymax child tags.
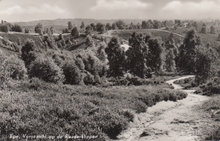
<box><xmin>174</xmin><ymin>77</ymin><xmax>196</xmax><ymax>89</ymax></box>
<box><xmin>62</xmin><ymin>61</ymin><xmax>83</xmax><ymax>85</ymax></box>
<box><xmin>0</xmin><ymin>53</ymin><xmax>27</xmax><ymax>85</ymax></box>
<box><xmin>28</xmin><ymin>77</ymin><xmax>43</xmax><ymax>90</ymax></box>
<box><xmin>199</xmin><ymin>77</ymin><xmax>220</xmax><ymax>96</ymax></box>
<box><xmin>29</xmin><ymin>57</ymin><xmax>64</xmax><ymax>83</ymax></box>
<box><xmin>83</xmin><ymin>72</ymin><xmax>95</xmax><ymax>85</ymax></box>
<box><xmin>71</xmin><ymin>27</ymin><xmax>79</xmax><ymax>38</ymax></box>
<box><xmin>4</xmin><ymin>56</ymin><xmax>27</xmax><ymax>80</ymax></box>
<box><xmin>93</xmin><ymin>110</ymin><xmax>128</xmax><ymax>139</ymax></box>
<box><xmin>24</xmin><ymin>28</ymin><xmax>29</xmax><ymax>33</ymax></box>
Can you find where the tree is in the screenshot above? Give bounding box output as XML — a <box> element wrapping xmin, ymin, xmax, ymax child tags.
<box><xmin>71</xmin><ymin>27</ymin><xmax>80</xmax><ymax>38</ymax></box>
<box><xmin>177</xmin><ymin>30</ymin><xmax>201</xmax><ymax>73</ymax></box>
<box><xmin>147</xmin><ymin>38</ymin><xmax>163</xmax><ymax>72</ymax></box>
<box><xmin>136</xmin><ymin>23</ymin><xmax>141</xmax><ymax>29</ymax></box>
<box><xmin>195</xmin><ymin>50</ymin><xmax>212</xmax><ymax>84</ymax></box>
<box><xmin>62</xmin><ymin>61</ymin><xmax>83</xmax><ymax>85</ymax></box>
<box><xmin>175</xmin><ymin>20</ymin><xmax>181</xmax><ymax>26</ymax></box>
<box><xmin>80</xmin><ymin>21</ymin><xmax>85</xmax><ymax>30</ymax></box>
<box><xmin>127</xmin><ymin>33</ymin><xmax>151</xmax><ymax>78</ymax></box>
<box><xmin>21</xmin><ymin>40</ymin><xmax>38</xmax><ymax>68</ymax></box>
<box><xmin>115</xmin><ymin>20</ymin><xmax>126</xmax><ymax>30</ymax></box>
<box><xmin>153</xmin><ymin>20</ymin><xmax>161</xmax><ymax>29</ymax></box>
<box><xmin>0</xmin><ymin>25</ymin><xmax>9</xmax><ymax>33</ymax></box>
<box><xmin>105</xmin><ymin>37</ymin><xmax>126</xmax><ymax>77</ymax></box>
<box><xmin>50</xmin><ymin>27</ymin><xmax>54</xmax><ymax>35</ymax></box>
<box><xmin>68</xmin><ymin>21</ymin><xmax>73</xmax><ymax>30</ymax></box>
<box><xmin>210</xmin><ymin>26</ymin><xmax>216</xmax><ymax>34</ymax></box>
<box><xmin>129</xmin><ymin>22</ymin><xmax>135</xmax><ymax>29</ymax></box>
<box><xmin>85</xmin><ymin>25</ymin><xmax>92</xmax><ymax>34</ymax></box>
<box><xmin>141</xmin><ymin>21</ymin><xmax>146</xmax><ymax>29</ymax></box>
<box><xmin>111</xmin><ymin>23</ymin><xmax>117</xmax><ymax>30</ymax></box>
<box><xmin>165</xmin><ymin>49</ymin><xmax>176</xmax><ymax>72</ymax></box>
<box><xmin>141</xmin><ymin>21</ymin><xmax>148</xmax><ymax>29</ymax></box>
<box><xmin>200</xmin><ymin>24</ymin><xmax>207</xmax><ymax>34</ymax></box>
<box><xmin>90</xmin><ymin>23</ymin><xmax>96</xmax><ymax>31</ymax></box>
<box><xmin>192</xmin><ymin>22</ymin><xmax>198</xmax><ymax>31</ymax></box>
<box><xmin>105</xmin><ymin>23</ymin><xmax>112</xmax><ymax>31</ymax></box>
<box><xmin>11</xmin><ymin>24</ymin><xmax>22</xmax><ymax>32</ymax></box>
<box><xmin>96</xmin><ymin>23</ymin><xmax>105</xmax><ymax>34</ymax></box>
<box><xmin>25</xmin><ymin>28</ymin><xmax>29</xmax><ymax>33</ymax></box>
<box><xmin>35</xmin><ymin>23</ymin><xmax>43</xmax><ymax>35</ymax></box>
<box><xmin>147</xmin><ymin>20</ymin><xmax>153</xmax><ymax>29</ymax></box>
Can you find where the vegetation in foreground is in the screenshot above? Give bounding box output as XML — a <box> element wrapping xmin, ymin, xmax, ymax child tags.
<box><xmin>202</xmin><ymin>96</ymin><xmax>220</xmax><ymax>140</ymax></box>
<box><xmin>174</xmin><ymin>77</ymin><xmax>197</xmax><ymax>89</ymax></box>
<box><xmin>0</xmin><ymin>79</ymin><xmax>187</xmax><ymax>140</ymax></box>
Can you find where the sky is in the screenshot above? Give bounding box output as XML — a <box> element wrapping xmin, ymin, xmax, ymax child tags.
<box><xmin>0</xmin><ymin>0</ymin><xmax>220</xmax><ymax>22</ymax></box>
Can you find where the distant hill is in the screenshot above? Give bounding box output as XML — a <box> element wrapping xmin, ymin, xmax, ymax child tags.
<box><xmin>14</xmin><ymin>18</ymin><xmax>145</xmax><ymax>33</ymax></box>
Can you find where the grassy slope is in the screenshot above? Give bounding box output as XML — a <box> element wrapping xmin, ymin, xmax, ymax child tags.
<box><xmin>0</xmin><ymin>33</ymin><xmax>44</xmax><ymax>48</ymax></box>
<box><xmin>0</xmin><ymin>79</ymin><xmax>187</xmax><ymax>140</ymax></box>
<box><xmin>110</xmin><ymin>29</ymin><xmax>184</xmax><ymax>43</ymax></box>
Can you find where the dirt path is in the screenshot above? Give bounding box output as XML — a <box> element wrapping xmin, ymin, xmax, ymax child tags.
<box><xmin>116</xmin><ymin>75</ymin><xmax>211</xmax><ymax>141</ymax></box>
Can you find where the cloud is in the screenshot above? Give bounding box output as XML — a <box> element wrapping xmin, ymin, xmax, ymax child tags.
<box><xmin>91</xmin><ymin>0</ymin><xmax>150</xmax><ymax>11</ymax></box>
<box><xmin>1</xmin><ymin>4</ymin><xmax>67</xmax><ymax>15</ymax></box>
<box><xmin>162</xmin><ymin>0</ymin><xmax>220</xmax><ymax>19</ymax></box>
<box><xmin>1</xmin><ymin>5</ymin><xmax>23</xmax><ymax>15</ymax></box>
<box><xmin>0</xmin><ymin>3</ymin><xmax>71</xmax><ymax>21</ymax></box>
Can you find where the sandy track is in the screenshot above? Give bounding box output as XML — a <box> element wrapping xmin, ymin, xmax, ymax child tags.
<box><xmin>116</xmin><ymin>76</ymin><xmax>211</xmax><ymax>141</ymax></box>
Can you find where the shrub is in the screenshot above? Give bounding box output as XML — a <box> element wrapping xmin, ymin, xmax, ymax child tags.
<box><xmin>4</xmin><ymin>56</ymin><xmax>27</xmax><ymax>80</ymax></box>
<box><xmin>93</xmin><ymin>110</ymin><xmax>128</xmax><ymax>139</ymax></box>
<box><xmin>83</xmin><ymin>72</ymin><xmax>95</xmax><ymax>85</ymax></box>
<box><xmin>199</xmin><ymin>77</ymin><xmax>220</xmax><ymax>96</ymax></box>
<box><xmin>120</xmin><ymin>110</ymin><xmax>134</xmax><ymax>122</ymax></box>
<box><xmin>28</xmin><ymin>77</ymin><xmax>42</xmax><ymax>90</ymax></box>
<box><xmin>62</xmin><ymin>61</ymin><xmax>83</xmax><ymax>85</ymax></box>
<box><xmin>35</xmin><ymin>23</ymin><xmax>43</xmax><ymax>35</ymax></box>
<box><xmin>71</xmin><ymin>27</ymin><xmax>79</xmax><ymax>38</ymax></box>
<box><xmin>24</xmin><ymin>28</ymin><xmax>29</xmax><ymax>33</ymax></box>
<box><xmin>29</xmin><ymin>57</ymin><xmax>64</xmax><ymax>83</ymax></box>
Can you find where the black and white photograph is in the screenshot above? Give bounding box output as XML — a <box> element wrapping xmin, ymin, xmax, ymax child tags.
<box><xmin>0</xmin><ymin>0</ymin><xmax>220</xmax><ymax>140</ymax></box>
